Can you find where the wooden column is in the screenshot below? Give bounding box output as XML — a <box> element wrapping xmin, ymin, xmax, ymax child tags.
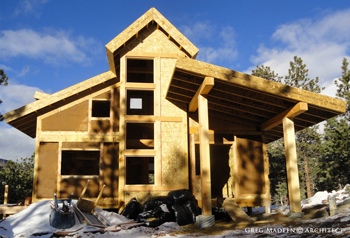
<box><xmin>198</xmin><ymin>94</ymin><xmax>212</xmax><ymax>215</ymax></box>
<box><xmin>283</xmin><ymin>117</ymin><xmax>302</xmax><ymax>213</ymax></box>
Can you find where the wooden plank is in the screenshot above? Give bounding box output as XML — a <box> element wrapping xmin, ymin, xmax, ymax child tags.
<box><xmin>34</xmin><ymin>91</ymin><xmax>50</xmax><ymax>100</ymax></box>
<box><xmin>189</xmin><ymin>77</ymin><xmax>214</xmax><ymax>112</ymax></box>
<box><xmin>119</xmin><ymin>56</ymin><xmax>126</xmax><ymax>206</ymax></box>
<box><xmin>0</xmin><ymin>206</ymin><xmax>27</xmax><ymax>215</ymax></box>
<box><xmin>283</xmin><ymin>117</ymin><xmax>302</xmax><ymax>213</ymax></box>
<box><xmin>125</xmin><ymin>83</ymin><xmax>156</xmax><ymax>89</ymax></box>
<box><xmin>125</xmin><ymin>52</ymin><xmax>182</xmax><ymax>58</ymax></box>
<box><xmin>262</xmin><ymin>134</ymin><xmax>271</xmax><ymax>214</ymax></box>
<box><xmin>124</xmin><ymin>185</ymin><xmax>185</xmax><ymax>192</ymax></box>
<box><xmin>174</xmin><ymin>58</ymin><xmax>346</xmax><ymax>114</ymax></box>
<box><xmin>190</xmin><ymin>134</ymin><xmax>196</xmax><ymax>197</ymax></box>
<box><xmin>261</xmin><ymin>102</ymin><xmax>308</xmax><ymax>131</ymax></box>
<box><xmin>124</xmin><ymin>150</ymin><xmax>156</xmax><ymax>156</ymax></box>
<box><xmin>125</xmin><ymin>115</ymin><xmax>182</xmax><ymax>122</ymax></box>
<box><xmin>222</xmin><ymin>198</ymin><xmax>253</xmax><ymax>222</ymax></box>
<box><xmin>198</xmin><ymin>93</ymin><xmax>212</xmax><ymax>215</ymax></box>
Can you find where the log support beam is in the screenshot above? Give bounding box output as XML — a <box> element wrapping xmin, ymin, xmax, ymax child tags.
<box><xmin>261</xmin><ymin>102</ymin><xmax>308</xmax><ymax>131</ymax></box>
<box><xmin>283</xmin><ymin>117</ymin><xmax>302</xmax><ymax>213</ymax></box>
<box><xmin>189</xmin><ymin>77</ymin><xmax>214</xmax><ymax>112</ymax></box>
<box><xmin>197</xmin><ymin>77</ymin><xmax>214</xmax><ymax>216</ymax></box>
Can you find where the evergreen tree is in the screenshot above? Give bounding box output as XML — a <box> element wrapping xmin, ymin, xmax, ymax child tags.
<box><xmin>318</xmin><ymin>118</ymin><xmax>350</xmax><ymax>191</ymax></box>
<box><xmin>334</xmin><ymin>58</ymin><xmax>350</xmax><ymax>119</ymax></box>
<box><xmin>251</xmin><ymin>65</ymin><xmax>283</xmax><ymax>83</ymax></box>
<box><xmin>0</xmin><ymin>68</ymin><xmax>9</xmax><ymax>121</ymax></box>
<box><xmin>0</xmin><ymin>154</ymin><xmax>34</xmax><ymax>203</ymax></box>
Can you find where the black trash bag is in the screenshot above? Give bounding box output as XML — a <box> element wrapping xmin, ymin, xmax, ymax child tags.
<box><xmin>172</xmin><ymin>204</ymin><xmax>192</xmax><ymax>226</ymax></box>
<box><xmin>159</xmin><ymin>211</ymin><xmax>172</xmax><ymax>223</ymax></box>
<box><xmin>144</xmin><ymin>219</ymin><xmax>162</xmax><ymax>228</ymax></box>
<box><xmin>121</xmin><ymin>197</ymin><xmax>140</xmax><ymax>220</ymax></box>
<box><xmin>140</xmin><ymin>196</ymin><xmax>174</xmax><ymax>212</ymax></box>
<box><xmin>136</xmin><ymin>210</ymin><xmax>154</xmax><ymax>222</ymax></box>
<box><xmin>168</xmin><ymin>189</ymin><xmax>194</xmax><ymax>205</ymax></box>
<box><xmin>183</xmin><ymin>200</ymin><xmax>199</xmax><ymax>223</ymax></box>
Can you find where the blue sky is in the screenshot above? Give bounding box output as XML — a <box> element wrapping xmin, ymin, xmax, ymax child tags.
<box><xmin>1</xmin><ymin>0</ymin><xmax>350</xmax><ymax>160</ymax></box>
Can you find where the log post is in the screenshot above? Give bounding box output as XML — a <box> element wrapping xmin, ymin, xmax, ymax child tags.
<box><xmin>283</xmin><ymin>117</ymin><xmax>302</xmax><ymax>213</ymax></box>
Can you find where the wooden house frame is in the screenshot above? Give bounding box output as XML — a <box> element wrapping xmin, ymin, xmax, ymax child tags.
<box><xmin>4</xmin><ymin>8</ymin><xmax>346</xmax><ymax>215</ymax></box>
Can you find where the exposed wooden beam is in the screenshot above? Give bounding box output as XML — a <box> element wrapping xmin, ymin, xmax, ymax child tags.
<box><xmin>283</xmin><ymin>117</ymin><xmax>302</xmax><ymax>213</ymax></box>
<box><xmin>189</xmin><ymin>77</ymin><xmax>214</xmax><ymax>112</ymax></box>
<box><xmin>34</xmin><ymin>91</ymin><xmax>50</xmax><ymax>100</ymax></box>
<box><xmin>261</xmin><ymin>102</ymin><xmax>308</xmax><ymax>131</ymax></box>
<box><xmin>198</xmin><ymin>93</ymin><xmax>212</xmax><ymax>215</ymax></box>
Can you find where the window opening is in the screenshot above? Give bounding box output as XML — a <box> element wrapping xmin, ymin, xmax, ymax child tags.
<box><xmin>126</xmin><ymin>157</ymin><xmax>154</xmax><ymax>184</ymax></box>
<box><xmin>127</xmin><ymin>90</ymin><xmax>154</xmax><ymax>115</ymax></box>
<box><xmin>126</xmin><ymin>123</ymin><xmax>154</xmax><ymax>149</ymax></box>
<box><xmin>127</xmin><ymin>58</ymin><xmax>154</xmax><ymax>83</ymax></box>
<box><xmin>92</xmin><ymin>100</ymin><xmax>110</xmax><ymax>117</ymax></box>
<box><xmin>61</xmin><ymin>150</ymin><xmax>100</xmax><ymax>175</ymax></box>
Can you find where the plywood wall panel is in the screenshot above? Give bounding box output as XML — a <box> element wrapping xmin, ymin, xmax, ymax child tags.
<box><xmin>36</xmin><ymin>142</ymin><xmax>59</xmax><ymax>198</ymax></box>
<box><xmin>42</xmin><ymin>101</ymin><xmax>89</xmax><ymax>132</ymax></box>
<box><xmin>102</xmin><ymin>143</ymin><xmax>119</xmax><ymax>198</ymax></box>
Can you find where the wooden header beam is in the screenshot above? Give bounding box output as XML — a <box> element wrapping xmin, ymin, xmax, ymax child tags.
<box><xmin>261</xmin><ymin>102</ymin><xmax>308</xmax><ymax>131</ymax></box>
<box><xmin>189</xmin><ymin>77</ymin><xmax>214</xmax><ymax>112</ymax></box>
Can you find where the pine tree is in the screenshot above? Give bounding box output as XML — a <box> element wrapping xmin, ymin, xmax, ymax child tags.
<box><xmin>251</xmin><ymin>65</ymin><xmax>283</xmax><ymax>83</ymax></box>
<box><xmin>334</xmin><ymin>58</ymin><xmax>350</xmax><ymax>119</ymax></box>
<box><xmin>0</xmin><ymin>68</ymin><xmax>9</xmax><ymax>121</ymax></box>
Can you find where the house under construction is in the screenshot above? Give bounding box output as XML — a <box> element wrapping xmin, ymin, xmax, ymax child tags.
<box><xmin>4</xmin><ymin>8</ymin><xmax>346</xmax><ymax>217</ymax></box>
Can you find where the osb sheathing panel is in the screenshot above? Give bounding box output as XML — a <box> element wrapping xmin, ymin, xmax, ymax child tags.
<box><xmin>125</xmin><ymin>191</ymin><xmax>168</xmax><ymax>205</ymax></box>
<box><xmin>105</xmin><ymin>8</ymin><xmax>198</xmax><ymax>60</ymax></box>
<box><xmin>36</xmin><ymin>142</ymin><xmax>59</xmax><ymax>198</ymax></box>
<box><xmin>62</xmin><ymin>142</ymin><xmax>100</xmax><ymax>149</ymax></box>
<box><xmin>235</xmin><ymin>138</ymin><xmax>265</xmax><ymax>195</ymax></box>
<box><xmin>41</xmin><ymin>101</ymin><xmax>89</xmax><ymax>132</ymax></box>
<box><xmin>93</xmin><ymin>91</ymin><xmax>111</xmax><ymax>100</ymax></box>
<box><xmin>60</xmin><ymin>177</ymin><xmax>99</xmax><ymax>198</ymax></box>
<box><xmin>102</xmin><ymin>143</ymin><xmax>119</xmax><ymax>198</ymax></box>
<box><xmin>91</xmin><ymin>120</ymin><xmax>111</xmax><ymax>134</ymax></box>
<box><xmin>122</xmin><ymin>25</ymin><xmax>186</xmax><ymax>56</ymax></box>
<box><xmin>160</xmin><ymin>58</ymin><xmax>188</xmax><ymax>188</ymax></box>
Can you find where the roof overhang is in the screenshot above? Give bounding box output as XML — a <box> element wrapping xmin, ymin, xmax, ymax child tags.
<box><xmin>167</xmin><ymin>58</ymin><xmax>346</xmax><ymax>143</ymax></box>
<box><xmin>3</xmin><ymin>71</ymin><xmax>117</xmax><ymax>138</ymax></box>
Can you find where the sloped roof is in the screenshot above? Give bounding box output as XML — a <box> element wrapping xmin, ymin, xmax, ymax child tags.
<box><xmin>105</xmin><ymin>7</ymin><xmax>198</xmax><ymax>75</ymax></box>
<box><xmin>167</xmin><ymin>58</ymin><xmax>346</xmax><ymax>143</ymax></box>
<box><xmin>3</xmin><ymin>71</ymin><xmax>117</xmax><ymax>138</ymax></box>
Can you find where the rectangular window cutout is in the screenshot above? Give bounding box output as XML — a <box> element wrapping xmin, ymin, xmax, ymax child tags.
<box><xmin>127</xmin><ymin>59</ymin><xmax>154</xmax><ymax>83</ymax></box>
<box><xmin>127</xmin><ymin>90</ymin><xmax>154</xmax><ymax>115</ymax></box>
<box><xmin>61</xmin><ymin>150</ymin><xmax>100</xmax><ymax>175</ymax></box>
<box><xmin>92</xmin><ymin>100</ymin><xmax>110</xmax><ymax>117</ymax></box>
<box><xmin>126</xmin><ymin>157</ymin><xmax>154</xmax><ymax>184</ymax></box>
<box><xmin>126</xmin><ymin>123</ymin><xmax>154</xmax><ymax>149</ymax></box>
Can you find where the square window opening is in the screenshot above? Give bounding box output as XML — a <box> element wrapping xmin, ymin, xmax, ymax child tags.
<box><xmin>126</xmin><ymin>157</ymin><xmax>154</xmax><ymax>184</ymax></box>
<box><xmin>127</xmin><ymin>90</ymin><xmax>154</xmax><ymax>115</ymax></box>
<box><xmin>127</xmin><ymin>59</ymin><xmax>154</xmax><ymax>83</ymax></box>
<box><xmin>61</xmin><ymin>150</ymin><xmax>100</xmax><ymax>175</ymax></box>
<box><xmin>126</xmin><ymin>123</ymin><xmax>154</xmax><ymax>149</ymax></box>
<box><xmin>92</xmin><ymin>100</ymin><xmax>110</xmax><ymax>117</ymax></box>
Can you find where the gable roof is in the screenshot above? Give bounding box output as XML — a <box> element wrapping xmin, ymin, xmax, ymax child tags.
<box><xmin>167</xmin><ymin>58</ymin><xmax>346</xmax><ymax>143</ymax></box>
<box><xmin>105</xmin><ymin>7</ymin><xmax>199</xmax><ymax>75</ymax></box>
<box><xmin>3</xmin><ymin>71</ymin><xmax>117</xmax><ymax>138</ymax></box>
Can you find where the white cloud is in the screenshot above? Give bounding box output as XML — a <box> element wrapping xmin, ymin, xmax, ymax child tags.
<box><xmin>17</xmin><ymin>65</ymin><xmax>31</xmax><ymax>78</ymax></box>
<box><xmin>0</xmin><ymin>29</ymin><xmax>102</xmax><ymax>66</ymax></box>
<box><xmin>0</xmin><ymin>82</ymin><xmax>40</xmax><ymax>113</ymax></box>
<box><xmin>0</xmin><ymin>82</ymin><xmax>40</xmax><ymax>160</ymax></box>
<box><xmin>0</xmin><ymin>125</ymin><xmax>35</xmax><ymax>161</ymax></box>
<box><xmin>180</xmin><ymin>22</ymin><xmax>238</xmax><ymax>64</ymax></box>
<box><xmin>249</xmin><ymin>8</ymin><xmax>350</xmax><ymax>94</ymax></box>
